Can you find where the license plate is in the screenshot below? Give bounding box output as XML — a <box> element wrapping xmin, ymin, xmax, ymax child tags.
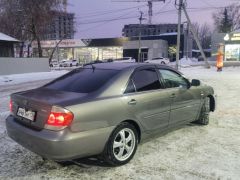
<box><xmin>17</xmin><ymin>108</ymin><xmax>36</xmax><ymax>121</ymax></box>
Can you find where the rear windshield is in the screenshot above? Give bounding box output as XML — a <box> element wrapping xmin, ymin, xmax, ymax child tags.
<box><xmin>44</xmin><ymin>68</ymin><xmax>119</xmax><ymax>93</ymax></box>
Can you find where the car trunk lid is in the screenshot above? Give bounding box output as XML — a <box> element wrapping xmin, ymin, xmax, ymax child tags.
<box><xmin>11</xmin><ymin>88</ymin><xmax>87</xmax><ymax>130</ymax></box>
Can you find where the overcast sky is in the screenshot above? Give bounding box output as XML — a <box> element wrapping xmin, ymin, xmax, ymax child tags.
<box><xmin>68</xmin><ymin>0</ymin><xmax>239</xmax><ymax>39</ymax></box>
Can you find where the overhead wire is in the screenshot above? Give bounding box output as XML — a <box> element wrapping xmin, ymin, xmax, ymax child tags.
<box><xmin>78</xmin><ymin>10</ymin><xmax>141</xmax><ymax>32</ymax></box>
<box><xmin>77</xmin><ymin>6</ymin><xmax>225</xmax><ymax>26</ymax></box>
<box><xmin>75</xmin><ymin>4</ymin><xmax>146</xmax><ymax>19</ymax></box>
<box><xmin>76</xmin><ymin>0</ymin><xmax>227</xmax><ymax>33</ymax></box>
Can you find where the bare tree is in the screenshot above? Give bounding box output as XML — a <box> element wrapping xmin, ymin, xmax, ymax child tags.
<box><xmin>0</xmin><ymin>0</ymin><xmax>65</xmax><ymax>57</ymax></box>
<box><xmin>213</xmin><ymin>3</ymin><xmax>240</xmax><ymax>33</ymax></box>
<box><xmin>48</xmin><ymin>39</ymin><xmax>63</xmax><ymax>63</ymax></box>
<box><xmin>192</xmin><ymin>22</ymin><xmax>212</xmax><ymax>50</ymax></box>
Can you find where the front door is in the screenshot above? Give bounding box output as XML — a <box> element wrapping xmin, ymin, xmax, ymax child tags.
<box><xmin>158</xmin><ymin>69</ymin><xmax>202</xmax><ymax>125</ymax></box>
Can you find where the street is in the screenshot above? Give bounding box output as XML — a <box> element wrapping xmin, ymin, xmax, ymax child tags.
<box><xmin>0</xmin><ymin>66</ymin><xmax>240</xmax><ymax>180</ymax></box>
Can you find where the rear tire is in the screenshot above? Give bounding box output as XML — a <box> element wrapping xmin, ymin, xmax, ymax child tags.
<box><xmin>103</xmin><ymin>122</ymin><xmax>138</xmax><ymax>166</ymax></box>
<box><xmin>193</xmin><ymin>97</ymin><xmax>210</xmax><ymax>125</ymax></box>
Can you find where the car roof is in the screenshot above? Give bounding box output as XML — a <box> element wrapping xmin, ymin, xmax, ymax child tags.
<box><xmin>84</xmin><ymin>62</ymin><xmax>139</xmax><ymax>70</ymax></box>
<box><xmin>83</xmin><ymin>62</ymin><xmax>177</xmax><ymax>72</ymax></box>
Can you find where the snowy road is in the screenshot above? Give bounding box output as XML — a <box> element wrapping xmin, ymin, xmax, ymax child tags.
<box><xmin>0</xmin><ymin>67</ymin><xmax>240</xmax><ymax>180</ymax></box>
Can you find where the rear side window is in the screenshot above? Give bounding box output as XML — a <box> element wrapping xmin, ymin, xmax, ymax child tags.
<box><xmin>45</xmin><ymin>68</ymin><xmax>119</xmax><ymax>93</ymax></box>
<box><xmin>129</xmin><ymin>69</ymin><xmax>162</xmax><ymax>92</ymax></box>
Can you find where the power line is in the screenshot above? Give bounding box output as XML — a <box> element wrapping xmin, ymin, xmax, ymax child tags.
<box><xmin>78</xmin><ymin>11</ymin><xmax>138</xmax><ymax>32</ymax></box>
<box><xmin>199</xmin><ymin>0</ymin><xmax>217</xmax><ymax>8</ymax></box>
<box><xmin>75</xmin><ymin>4</ymin><xmax>146</xmax><ymax>19</ymax></box>
<box><xmin>76</xmin><ymin>6</ymin><xmax>226</xmax><ymax>26</ymax></box>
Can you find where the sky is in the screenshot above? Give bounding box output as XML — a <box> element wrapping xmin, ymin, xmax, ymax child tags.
<box><xmin>68</xmin><ymin>0</ymin><xmax>239</xmax><ymax>39</ymax></box>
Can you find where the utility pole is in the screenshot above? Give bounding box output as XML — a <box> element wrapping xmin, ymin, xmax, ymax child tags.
<box><xmin>112</xmin><ymin>0</ymin><xmax>165</xmax><ymax>25</ymax></box>
<box><xmin>175</xmin><ymin>0</ymin><xmax>210</xmax><ymax>69</ymax></box>
<box><xmin>175</xmin><ymin>0</ymin><xmax>183</xmax><ymax>70</ymax></box>
<box><xmin>148</xmin><ymin>1</ymin><xmax>153</xmax><ymax>24</ymax></box>
<box><xmin>138</xmin><ymin>11</ymin><xmax>144</xmax><ymax>62</ymax></box>
<box><xmin>182</xmin><ymin>4</ymin><xmax>210</xmax><ymax>68</ymax></box>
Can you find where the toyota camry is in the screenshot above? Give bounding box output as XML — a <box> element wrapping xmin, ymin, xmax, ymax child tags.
<box><xmin>6</xmin><ymin>63</ymin><xmax>216</xmax><ymax>166</ymax></box>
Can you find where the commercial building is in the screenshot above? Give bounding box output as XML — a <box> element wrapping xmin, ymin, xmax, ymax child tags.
<box><xmin>42</xmin><ymin>11</ymin><xmax>75</xmax><ymax>40</ymax></box>
<box><xmin>123</xmin><ymin>23</ymin><xmax>192</xmax><ymax>60</ymax></box>
<box><xmin>211</xmin><ymin>30</ymin><xmax>240</xmax><ymax>61</ymax></box>
<box><xmin>32</xmin><ymin>38</ymin><xmax>127</xmax><ymax>63</ymax></box>
<box><xmin>122</xmin><ymin>24</ymin><xmax>183</xmax><ymax>37</ymax></box>
<box><xmin>32</xmin><ymin>37</ymin><xmax>169</xmax><ymax>62</ymax></box>
<box><xmin>0</xmin><ymin>32</ymin><xmax>19</xmax><ymax>57</ymax></box>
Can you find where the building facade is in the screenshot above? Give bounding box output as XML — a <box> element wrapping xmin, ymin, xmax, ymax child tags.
<box><xmin>211</xmin><ymin>30</ymin><xmax>240</xmax><ymax>61</ymax></box>
<box><xmin>224</xmin><ymin>31</ymin><xmax>240</xmax><ymax>61</ymax></box>
<box><xmin>32</xmin><ymin>37</ymin><xmax>169</xmax><ymax>63</ymax></box>
<box><xmin>43</xmin><ymin>12</ymin><xmax>75</xmax><ymax>40</ymax></box>
<box><xmin>123</xmin><ymin>39</ymin><xmax>168</xmax><ymax>62</ymax></box>
<box><xmin>122</xmin><ymin>24</ymin><xmax>183</xmax><ymax>37</ymax></box>
<box><xmin>0</xmin><ymin>32</ymin><xmax>19</xmax><ymax>57</ymax></box>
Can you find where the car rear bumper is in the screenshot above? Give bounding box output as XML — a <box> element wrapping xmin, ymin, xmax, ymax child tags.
<box><xmin>6</xmin><ymin>115</ymin><xmax>114</xmax><ymax>161</ymax></box>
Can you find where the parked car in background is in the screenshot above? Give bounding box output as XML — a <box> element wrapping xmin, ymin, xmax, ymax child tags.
<box><xmin>60</xmin><ymin>60</ymin><xmax>79</xmax><ymax>67</ymax></box>
<box><xmin>6</xmin><ymin>63</ymin><xmax>215</xmax><ymax>166</ymax></box>
<box><xmin>59</xmin><ymin>60</ymin><xmax>66</xmax><ymax>67</ymax></box>
<box><xmin>113</xmin><ymin>57</ymin><xmax>136</xmax><ymax>63</ymax></box>
<box><xmin>49</xmin><ymin>60</ymin><xmax>59</xmax><ymax>67</ymax></box>
<box><xmin>145</xmin><ymin>57</ymin><xmax>170</xmax><ymax>64</ymax></box>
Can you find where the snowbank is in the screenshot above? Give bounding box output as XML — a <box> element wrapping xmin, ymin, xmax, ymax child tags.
<box><xmin>0</xmin><ymin>70</ymin><xmax>68</xmax><ymax>86</ymax></box>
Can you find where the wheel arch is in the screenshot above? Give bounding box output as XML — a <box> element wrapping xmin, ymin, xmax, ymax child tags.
<box><xmin>122</xmin><ymin>120</ymin><xmax>142</xmax><ymax>143</ymax></box>
<box><xmin>207</xmin><ymin>95</ymin><xmax>215</xmax><ymax>112</ymax></box>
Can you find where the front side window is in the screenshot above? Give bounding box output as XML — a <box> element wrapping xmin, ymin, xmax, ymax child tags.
<box><xmin>126</xmin><ymin>69</ymin><xmax>162</xmax><ymax>93</ymax></box>
<box><xmin>159</xmin><ymin>69</ymin><xmax>188</xmax><ymax>88</ymax></box>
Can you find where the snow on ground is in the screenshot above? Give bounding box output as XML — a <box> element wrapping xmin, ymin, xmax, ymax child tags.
<box><xmin>0</xmin><ymin>70</ymin><xmax>68</xmax><ymax>86</ymax></box>
<box><xmin>0</xmin><ymin>66</ymin><xmax>240</xmax><ymax>180</ymax></box>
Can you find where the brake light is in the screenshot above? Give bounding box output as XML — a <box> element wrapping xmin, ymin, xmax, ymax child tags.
<box><xmin>9</xmin><ymin>99</ymin><xmax>13</xmax><ymax>112</ymax></box>
<box><xmin>45</xmin><ymin>106</ymin><xmax>73</xmax><ymax>130</ymax></box>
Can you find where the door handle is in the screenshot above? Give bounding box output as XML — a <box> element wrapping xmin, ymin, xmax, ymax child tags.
<box><xmin>128</xmin><ymin>99</ymin><xmax>137</xmax><ymax>105</ymax></box>
<box><xmin>170</xmin><ymin>93</ymin><xmax>176</xmax><ymax>98</ymax></box>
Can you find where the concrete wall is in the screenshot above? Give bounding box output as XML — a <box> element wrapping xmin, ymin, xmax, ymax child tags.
<box><xmin>123</xmin><ymin>39</ymin><xmax>168</xmax><ymax>60</ymax></box>
<box><xmin>0</xmin><ymin>58</ymin><xmax>50</xmax><ymax>75</ymax></box>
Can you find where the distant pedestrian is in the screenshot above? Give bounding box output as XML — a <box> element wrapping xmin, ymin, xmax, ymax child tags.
<box><xmin>216</xmin><ymin>44</ymin><xmax>224</xmax><ymax>72</ymax></box>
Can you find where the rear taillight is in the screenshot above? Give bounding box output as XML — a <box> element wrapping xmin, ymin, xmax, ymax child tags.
<box><xmin>9</xmin><ymin>99</ymin><xmax>13</xmax><ymax>112</ymax></box>
<box><xmin>45</xmin><ymin>106</ymin><xmax>74</xmax><ymax>130</ymax></box>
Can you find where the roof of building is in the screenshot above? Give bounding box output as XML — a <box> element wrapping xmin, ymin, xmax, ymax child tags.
<box><xmin>159</xmin><ymin>32</ymin><xmax>178</xmax><ymax>36</ymax></box>
<box><xmin>0</xmin><ymin>32</ymin><xmax>19</xmax><ymax>42</ymax></box>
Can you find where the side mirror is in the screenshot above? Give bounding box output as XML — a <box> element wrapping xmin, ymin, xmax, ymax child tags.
<box><xmin>191</xmin><ymin>79</ymin><xmax>201</xmax><ymax>86</ymax></box>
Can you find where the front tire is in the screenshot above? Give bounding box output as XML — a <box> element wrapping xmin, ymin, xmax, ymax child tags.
<box><xmin>194</xmin><ymin>97</ymin><xmax>210</xmax><ymax>125</ymax></box>
<box><xmin>103</xmin><ymin>122</ymin><xmax>138</xmax><ymax>166</ymax></box>
<box><xmin>161</xmin><ymin>61</ymin><xmax>166</xmax><ymax>64</ymax></box>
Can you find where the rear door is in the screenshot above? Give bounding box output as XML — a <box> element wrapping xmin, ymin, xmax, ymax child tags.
<box><xmin>158</xmin><ymin>68</ymin><xmax>202</xmax><ymax>125</ymax></box>
<box><xmin>123</xmin><ymin>66</ymin><xmax>171</xmax><ymax>131</ymax></box>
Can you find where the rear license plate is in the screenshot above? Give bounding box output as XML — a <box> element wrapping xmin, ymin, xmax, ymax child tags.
<box><xmin>17</xmin><ymin>107</ymin><xmax>36</xmax><ymax>121</ymax></box>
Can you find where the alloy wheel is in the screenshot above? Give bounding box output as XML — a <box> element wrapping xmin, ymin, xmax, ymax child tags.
<box><xmin>113</xmin><ymin>128</ymin><xmax>136</xmax><ymax>161</ymax></box>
